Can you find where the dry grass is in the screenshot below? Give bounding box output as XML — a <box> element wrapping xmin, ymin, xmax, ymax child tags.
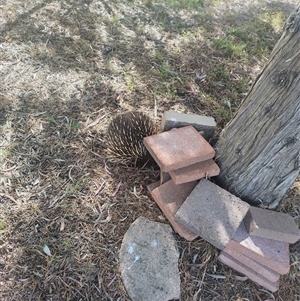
<box><xmin>0</xmin><ymin>0</ymin><xmax>299</xmax><ymax>300</ymax></box>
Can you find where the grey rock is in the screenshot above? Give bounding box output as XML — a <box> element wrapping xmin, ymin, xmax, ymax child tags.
<box><xmin>119</xmin><ymin>216</ymin><xmax>180</xmax><ymax>301</ymax></box>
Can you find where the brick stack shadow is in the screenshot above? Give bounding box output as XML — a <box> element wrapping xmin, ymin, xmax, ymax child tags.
<box><xmin>145</xmin><ymin>111</ymin><xmax>300</xmax><ymax>293</ymax></box>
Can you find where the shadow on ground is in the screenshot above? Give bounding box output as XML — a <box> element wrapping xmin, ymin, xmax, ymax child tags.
<box><xmin>1</xmin><ymin>0</ymin><xmax>299</xmax><ymax>300</ymax></box>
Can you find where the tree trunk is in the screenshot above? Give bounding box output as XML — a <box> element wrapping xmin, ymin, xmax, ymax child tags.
<box><xmin>216</xmin><ymin>6</ymin><xmax>300</xmax><ymax>209</ymax></box>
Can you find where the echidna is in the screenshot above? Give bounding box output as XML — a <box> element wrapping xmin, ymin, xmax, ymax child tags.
<box><xmin>106</xmin><ymin>111</ymin><xmax>158</xmax><ymax>167</ymax></box>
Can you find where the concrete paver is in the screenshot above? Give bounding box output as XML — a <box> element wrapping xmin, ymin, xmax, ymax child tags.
<box><xmin>174</xmin><ymin>179</ymin><xmax>250</xmax><ymax>250</ymax></box>
<box><xmin>244</xmin><ymin>206</ymin><xmax>300</xmax><ymax>244</ymax></box>
<box><xmin>161</xmin><ymin>111</ymin><xmax>216</xmax><ymax>140</ymax></box>
<box><xmin>231</xmin><ymin>221</ymin><xmax>290</xmax><ymax>275</ymax></box>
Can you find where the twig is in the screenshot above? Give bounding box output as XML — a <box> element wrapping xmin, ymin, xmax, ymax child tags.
<box><xmin>95</xmin><ymin>180</ymin><xmax>106</xmax><ymax>196</ymax></box>
<box><xmin>111</xmin><ymin>181</ymin><xmax>122</xmax><ymax>197</ymax></box>
<box><xmin>0</xmin><ymin>193</ymin><xmax>18</xmax><ymax>204</ymax></box>
<box><xmin>0</xmin><ymin>165</ymin><xmax>17</xmax><ymax>172</ymax></box>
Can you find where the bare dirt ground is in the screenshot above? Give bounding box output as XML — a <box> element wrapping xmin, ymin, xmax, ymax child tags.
<box><xmin>0</xmin><ymin>0</ymin><xmax>299</xmax><ymax>300</ymax></box>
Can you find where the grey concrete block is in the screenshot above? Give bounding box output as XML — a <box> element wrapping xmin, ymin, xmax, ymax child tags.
<box><xmin>161</xmin><ymin>111</ymin><xmax>216</xmax><ymax>140</ymax></box>
<box><xmin>244</xmin><ymin>206</ymin><xmax>300</xmax><ymax>244</ymax></box>
<box><xmin>174</xmin><ymin>179</ymin><xmax>250</xmax><ymax>250</ymax></box>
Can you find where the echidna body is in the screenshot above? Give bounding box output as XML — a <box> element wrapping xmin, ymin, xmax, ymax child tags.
<box><xmin>106</xmin><ymin>111</ymin><xmax>157</xmax><ymax>167</ymax></box>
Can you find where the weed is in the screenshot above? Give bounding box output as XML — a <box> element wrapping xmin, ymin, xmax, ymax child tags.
<box><xmin>222</xmin><ymin>98</ymin><xmax>232</xmax><ymax>118</ymax></box>
<box><xmin>65</xmin><ymin>176</ymin><xmax>89</xmax><ymax>196</ymax></box>
<box><xmin>214</xmin><ymin>37</ymin><xmax>247</xmax><ymax>58</ymax></box>
<box><xmin>126</xmin><ymin>79</ymin><xmax>135</xmax><ymax>90</ymax></box>
<box><xmin>173</xmin><ymin>50</ymin><xmax>180</xmax><ymax>58</ymax></box>
<box><xmin>211</xmin><ymin>66</ymin><xmax>229</xmax><ymax>82</ymax></box>
<box><xmin>0</xmin><ymin>149</ymin><xmax>11</xmax><ymax>159</ymax></box>
<box><xmin>158</xmin><ymin>62</ymin><xmax>178</xmax><ymax>79</ymax></box>
<box><xmin>0</xmin><ymin>220</ymin><xmax>5</xmax><ymax>230</ymax></box>
<box><xmin>161</xmin><ymin>0</ymin><xmax>204</xmax><ymax>10</ymax></box>
<box><xmin>75</xmin><ymin>39</ymin><xmax>93</xmax><ymax>58</ymax></box>
<box><xmin>153</xmin><ymin>50</ymin><xmax>164</xmax><ymax>61</ymax></box>
<box><xmin>155</xmin><ymin>80</ymin><xmax>180</xmax><ymax>100</ymax></box>
<box><xmin>262</xmin><ymin>12</ymin><xmax>285</xmax><ymax>32</ymax></box>
<box><xmin>222</xmin><ymin>20</ymin><xmax>276</xmax><ymax>58</ymax></box>
<box><xmin>70</xmin><ymin>120</ymin><xmax>79</xmax><ymax>132</ymax></box>
<box><xmin>46</xmin><ymin>115</ymin><xmax>58</xmax><ymax>125</ymax></box>
<box><xmin>62</xmin><ymin>240</ymin><xmax>72</xmax><ymax>248</ymax></box>
<box><xmin>215</xmin><ymin>106</ymin><xmax>231</xmax><ymax>123</ymax></box>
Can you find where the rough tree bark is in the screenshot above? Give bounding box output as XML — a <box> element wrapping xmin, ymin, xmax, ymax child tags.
<box><xmin>216</xmin><ymin>6</ymin><xmax>300</xmax><ymax>209</ymax></box>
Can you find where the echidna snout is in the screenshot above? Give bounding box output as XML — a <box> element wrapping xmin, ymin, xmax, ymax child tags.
<box><xmin>106</xmin><ymin>111</ymin><xmax>157</xmax><ymax>167</ymax></box>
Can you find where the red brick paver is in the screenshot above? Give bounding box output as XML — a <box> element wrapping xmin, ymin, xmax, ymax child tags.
<box><xmin>222</xmin><ymin>244</ymin><xmax>280</xmax><ymax>282</ymax></box>
<box><xmin>231</xmin><ymin>221</ymin><xmax>290</xmax><ymax>275</ymax></box>
<box><xmin>160</xmin><ymin>170</ymin><xmax>171</xmax><ymax>185</ymax></box>
<box><xmin>144</xmin><ymin>126</ymin><xmax>215</xmax><ymax>172</ymax></box>
<box><xmin>169</xmin><ymin>159</ymin><xmax>220</xmax><ymax>184</ymax></box>
<box><xmin>147</xmin><ymin>179</ymin><xmax>198</xmax><ymax>241</ymax></box>
<box><xmin>218</xmin><ymin>252</ymin><xmax>280</xmax><ymax>292</ymax></box>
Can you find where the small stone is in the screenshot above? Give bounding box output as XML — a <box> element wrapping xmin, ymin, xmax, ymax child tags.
<box><xmin>119</xmin><ymin>216</ymin><xmax>180</xmax><ymax>301</ymax></box>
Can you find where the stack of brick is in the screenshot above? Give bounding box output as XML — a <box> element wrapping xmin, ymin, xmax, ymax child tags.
<box><xmin>145</xmin><ymin>111</ymin><xmax>300</xmax><ymax>293</ymax></box>
<box><xmin>144</xmin><ymin>124</ymin><xmax>221</xmax><ymax>240</ymax></box>
<box><xmin>218</xmin><ymin>207</ymin><xmax>300</xmax><ymax>292</ymax></box>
